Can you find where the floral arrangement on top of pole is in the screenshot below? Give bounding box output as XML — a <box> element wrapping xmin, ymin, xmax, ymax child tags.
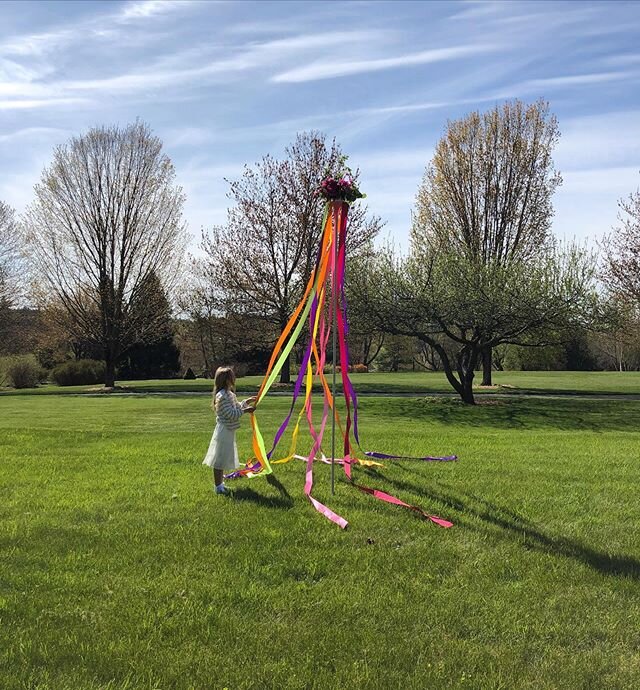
<box><xmin>225</xmin><ymin>164</ymin><xmax>457</xmax><ymax>529</ymax></box>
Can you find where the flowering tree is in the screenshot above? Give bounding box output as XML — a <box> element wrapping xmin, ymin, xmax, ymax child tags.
<box><xmin>201</xmin><ymin>132</ymin><xmax>382</xmax><ymax>383</ymax></box>
<box><xmin>603</xmin><ymin>182</ymin><xmax>640</xmax><ymax>310</ymax></box>
<box><xmin>360</xmin><ymin>242</ymin><xmax>597</xmax><ymax>404</ymax></box>
<box><xmin>414</xmin><ymin>100</ymin><xmax>562</xmax><ymax>385</ymax></box>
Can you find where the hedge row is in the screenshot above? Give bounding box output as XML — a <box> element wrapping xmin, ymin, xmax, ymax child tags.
<box><xmin>51</xmin><ymin>359</ymin><xmax>105</xmax><ymax>386</ymax></box>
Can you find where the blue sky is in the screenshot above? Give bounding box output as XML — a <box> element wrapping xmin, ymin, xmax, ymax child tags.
<box><xmin>1</xmin><ymin>0</ymin><xmax>639</xmax><ymax>251</ymax></box>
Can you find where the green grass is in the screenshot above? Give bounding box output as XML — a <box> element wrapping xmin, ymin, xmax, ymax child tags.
<box><xmin>1</xmin><ymin>393</ymin><xmax>639</xmax><ymax>689</ymax></box>
<box><xmin>3</xmin><ymin>370</ymin><xmax>640</xmax><ymax>397</ymax></box>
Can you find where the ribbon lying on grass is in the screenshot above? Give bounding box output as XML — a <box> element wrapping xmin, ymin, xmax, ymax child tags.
<box><xmin>225</xmin><ymin>200</ymin><xmax>456</xmax><ymax>528</ymax></box>
<box><xmin>353</xmin><ymin>484</ymin><xmax>454</xmax><ymax>528</ymax></box>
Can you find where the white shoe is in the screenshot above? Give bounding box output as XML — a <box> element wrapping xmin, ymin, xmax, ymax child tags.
<box><xmin>215</xmin><ymin>484</ymin><xmax>229</xmax><ymax>495</ymax></box>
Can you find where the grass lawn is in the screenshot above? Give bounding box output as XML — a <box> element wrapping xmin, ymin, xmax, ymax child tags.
<box><xmin>1</xmin><ymin>393</ymin><xmax>639</xmax><ymax>689</ymax></box>
<box><xmin>3</xmin><ymin>370</ymin><xmax>640</xmax><ymax>397</ymax></box>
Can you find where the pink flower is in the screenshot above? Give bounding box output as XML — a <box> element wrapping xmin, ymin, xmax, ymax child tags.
<box><xmin>316</xmin><ymin>173</ymin><xmax>364</xmax><ymax>201</ymax></box>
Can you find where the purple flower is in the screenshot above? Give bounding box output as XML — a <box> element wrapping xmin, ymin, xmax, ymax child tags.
<box><xmin>316</xmin><ymin>173</ymin><xmax>364</xmax><ymax>201</ymax></box>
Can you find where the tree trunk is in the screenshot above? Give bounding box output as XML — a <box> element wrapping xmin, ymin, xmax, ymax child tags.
<box><xmin>364</xmin><ymin>334</ymin><xmax>384</xmax><ymax>367</ymax></box>
<box><xmin>461</xmin><ymin>370</ymin><xmax>476</xmax><ymax>404</ymax></box>
<box><xmin>457</xmin><ymin>346</ymin><xmax>478</xmax><ymax>405</ymax></box>
<box><xmin>415</xmin><ymin>336</ymin><xmax>478</xmax><ymax>404</ymax></box>
<box><xmin>361</xmin><ymin>338</ymin><xmax>370</xmax><ymax>368</ymax></box>
<box><xmin>279</xmin><ymin>354</ymin><xmax>291</xmax><ymax>384</ymax></box>
<box><xmin>196</xmin><ymin>322</ymin><xmax>210</xmax><ymax>376</ymax></box>
<box><xmin>104</xmin><ymin>352</ymin><xmax>116</xmax><ymax>388</ymax></box>
<box><xmin>277</xmin><ymin>314</ymin><xmax>291</xmax><ymax>384</ymax></box>
<box><xmin>481</xmin><ymin>346</ymin><xmax>493</xmax><ymax>386</ymax></box>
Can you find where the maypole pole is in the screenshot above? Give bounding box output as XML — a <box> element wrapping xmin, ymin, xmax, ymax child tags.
<box><xmin>330</xmin><ymin>201</ymin><xmax>338</xmax><ymax>496</ymax></box>
<box><xmin>316</xmin><ymin>171</ymin><xmax>362</xmax><ymax>498</ymax></box>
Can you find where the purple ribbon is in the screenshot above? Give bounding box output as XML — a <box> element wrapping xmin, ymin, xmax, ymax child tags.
<box><xmin>266</xmin><ymin>294</ymin><xmax>318</xmax><ymax>459</ymax></box>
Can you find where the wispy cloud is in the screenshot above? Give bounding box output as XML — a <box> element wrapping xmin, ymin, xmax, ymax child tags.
<box><xmin>0</xmin><ymin>0</ymin><xmax>638</xmax><ymax>247</ymax></box>
<box><xmin>117</xmin><ymin>0</ymin><xmax>199</xmax><ymax>23</ymax></box>
<box><xmin>554</xmin><ymin>166</ymin><xmax>639</xmax><ymax>240</ymax></box>
<box><xmin>487</xmin><ymin>70</ymin><xmax>640</xmax><ymax>103</ymax></box>
<box><xmin>0</xmin><ymin>0</ymin><xmax>196</xmax><ymax>59</ymax></box>
<box><xmin>162</xmin><ymin>114</ymin><xmax>336</xmax><ymax>148</ymax></box>
<box><xmin>0</xmin><ymin>97</ymin><xmax>87</xmax><ymax>111</ymax></box>
<box><xmin>162</xmin><ymin>113</ymin><xmax>340</xmax><ymax>153</ymax></box>
<box><xmin>602</xmin><ymin>53</ymin><xmax>640</xmax><ymax>67</ymax></box>
<box><xmin>523</xmin><ymin>71</ymin><xmax>634</xmax><ymax>88</ymax></box>
<box><xmin>344</xmin><ymin>92</ymin><xmax>514</xmax><ymax>119</ymax></box>
<box><xmin>447</xmin><ymin>1</ymin><xmax>505</xmax><ymax>22</ymax></box>
<box><xmin>0</xmin><ymin>29</ymin><xmax>388</xmax><ymax>106</ymax></box>
<box><xmin>0</xmin><ymin>57</ymin><xmax>52</xmax><ymax>100</ymax></box>
<box><xmin>162</xmin><ymin>127</ymin><xmax>216</xmax><ymax>149</ymax></box>
<box><xmin>556</xmin><ymin>111</ymin><xmax>640</xmax><ymax>172</ymax></box>
<box><xmin>0</xmin><ymin>126</ymin><xmax>67</xmax><ymax>144</ymax></box>
<box><xmin>272</xmin><ymin>44</ymin><xmax>499</xmax><ymax>83</ymax></box>
<box><xmin>0</xmin><ymin>28</ymin><xmax>76</xmax><ymax>57</ymax></box>
<box><xmin>449</xmin><ymin>1</ymin><xmax>602</xmax><ymax>35</ymax></box>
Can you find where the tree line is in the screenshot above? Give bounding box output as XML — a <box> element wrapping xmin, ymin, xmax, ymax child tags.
<box><xmin>1</xmin><ymin>102</ymin><xmax>639</xmax><ymax>404</ymax></box>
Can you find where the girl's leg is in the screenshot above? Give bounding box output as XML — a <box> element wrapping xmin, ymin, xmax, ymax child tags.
<box><xmin>213</xmin><ymin>468</ymin><xmax>224</xmax><ymax>487</ymax></box>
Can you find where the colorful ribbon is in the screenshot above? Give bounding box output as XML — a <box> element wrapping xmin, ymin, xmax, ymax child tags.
<box><xmin>225</xmin><ymin>200</ymin><xmax>457</xmax><ymax>528</ymax></box>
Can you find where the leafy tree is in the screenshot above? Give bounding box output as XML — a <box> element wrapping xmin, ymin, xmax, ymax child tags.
<box><xmin>201</xmin><ymin>131</ymin><xmax>383</xmax><ymax>383</ymax></box>
<box><xmin>0</xmin><ymin>308</ymin><xmax>42</xmax><ymax>358</ymax></box>
<box><xmin>364</xmin><ymin>242</ymin><xmax>596</xmax><ymax>404</ymax></box>
<box><xmin>583</xmin><ymin>290</ymin><xmax>640</xmax><ymax>372</ymax></box>
<box><xmin>117</xmin><ymin>336</ymin><xmax>180</xmax><ymax>379</ymax></box>
<box><xmin>25</xmin><ymin>121</ymin><xmax>187</xmax><ymax>387</ymax></box>
<box><xmin>502</xmin><ymin>343</ymin><xmax>565</xmax><ymax>371</ymax></box>
<box><xmin>117</xmin><ymin>272</ymin><xmax>181</xmax><ymax>379</ymax></box>
<box><xmin>411</xmin><ymin>335</ymin><xmax>458</xmax><ymax>372</ymax></box>
<box><xmin>375</xmin><ymin>335</ymin><xmax>414</xmax><ymax>372</ymax></box>
<box><xmin>563</xmin><ymin>330</ymin><xmax>600</xmax><ymax>371</ymax></box>
<box><xmin>414</xmin><ymin>100</ymin><xmax>562</xmax><ymax>384</ymax></box>
<box><xmin>344</xmin><ymin>248</ymin><xmax>386</xmax><ymax>367</ymax></box>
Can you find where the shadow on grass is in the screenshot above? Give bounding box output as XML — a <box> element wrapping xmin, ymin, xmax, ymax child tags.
<box><xmin>365</xmin><ymin>466</ymin><xmax>640</xmax><ymax>580</ymax></box>
<box><xmin>363</xmin><ymin>396</ymin><xmax>640</xmax><ymax>433</ymax></box>
<box><xmin>231</xmin><ymin>473</ymin><xmax>294</xmax><ymax>510</ymax></box>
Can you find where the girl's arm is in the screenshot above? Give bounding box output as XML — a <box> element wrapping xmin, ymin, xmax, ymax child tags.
<box><xmin>215</xmin><ymin>391</ymin><xmax>244</xmax><ymax>423</ymax></box>
<box><xmin>240</xmin><ymin>396</ymin><xmax>258</xmax><ymax>410</ymax></box>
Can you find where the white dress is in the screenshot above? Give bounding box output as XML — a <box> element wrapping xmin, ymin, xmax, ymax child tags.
<box><xmin>202</xmin><ymin>389</ymin><xmax>247</xmax><ymax>471</ymax></box>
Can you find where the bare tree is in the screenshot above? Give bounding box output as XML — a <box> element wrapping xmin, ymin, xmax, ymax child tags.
<box><xmin>24</xmin><ymin>121</ymin><xmax>187</xmax><ymax>387</ymax></box>
<box><xmin>176</xmin><ymin>257</ymin><xmax>271</xmax><ymax>376</ymax></box>
<box><xmin>591</xmin><ymin>322</ymin><xmax>640</xmax><ymax>371</ymax></box>
<box><xmin>176</xmin><ymin>258</ymin><xmax>223</xmax><ymax>375</ymax></box>
<box><xmin>0</xmin><ymin>201</ymin><xmax>21</xmax><ymax>351</ymax></box>
<box><xmin>603</xmin><ymin>182</ymin><xmax>640</xmax><ymax>309</ymax></box>
<box><xmin>201</xmin><ymin>131</ymin><xmax>383</xmax><ymax>383</ymax></box>
<box><xmin>414</xmin><ymin>100</ymin><xmax>562</xmax><ymax>384</ymax></box>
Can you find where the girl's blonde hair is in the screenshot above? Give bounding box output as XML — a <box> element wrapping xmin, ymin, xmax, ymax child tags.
<box><xmin>213</xmin><ymin>366</ymin><xmax>236</xmax><ymax>396</ymax></box>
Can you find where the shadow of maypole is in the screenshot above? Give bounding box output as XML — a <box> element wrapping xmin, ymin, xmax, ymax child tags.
<box><xmin>363</xmin><ymin>466</ymin><xmax>640</xmax><ymax>580</ymax></box>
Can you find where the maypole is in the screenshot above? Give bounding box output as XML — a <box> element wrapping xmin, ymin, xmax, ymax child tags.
<box><xmin>330</xmin><ymin>201</ymin><xmax>338</xmax><ymax>496</ymax></box>
<box><xmin>224</xmin><ymin>166</ymin><xmax>458</xmax><ymax>529</ymax></box>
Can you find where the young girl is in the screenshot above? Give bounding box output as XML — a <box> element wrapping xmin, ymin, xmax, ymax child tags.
<box><xmin>203</xmin><ymin>366</ymin><xmax>256</xmax><ymax>495</ymax></box>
